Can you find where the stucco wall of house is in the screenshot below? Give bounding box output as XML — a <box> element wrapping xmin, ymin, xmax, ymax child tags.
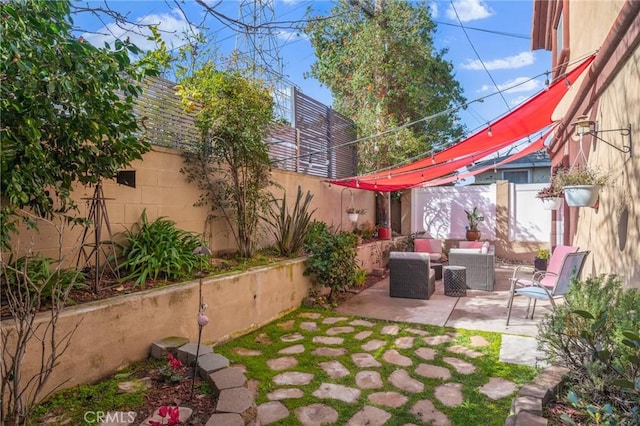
<box><xmin>562</xmin><ymin>0</ymin><xmax>640</xmax><ymax>287</ymax></box>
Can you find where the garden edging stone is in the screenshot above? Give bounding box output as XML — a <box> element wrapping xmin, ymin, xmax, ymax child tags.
<box><xmin>505</xmin><ymin>364</ymin><xmax>570</xmax><ymax>425</ymax></box>
<box><xmin>148</xmin><ymin>337</ymin><xmax>258</xmax><ymax>425</ymax></box>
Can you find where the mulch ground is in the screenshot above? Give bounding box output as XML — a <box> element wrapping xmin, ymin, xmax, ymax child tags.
<box><xmin>136</xmin><ymin>363</ymin><xmax>217</xmax><ymax>424</ymax></box>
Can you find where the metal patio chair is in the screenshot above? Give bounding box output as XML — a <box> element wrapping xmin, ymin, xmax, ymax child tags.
<box><xmin>506</xmin><ymin>251</ymin><xmax>589</xmax><ymax>325</ymax></box>
<box><xmin>507</xmin><ymin>245</ymin><xmax>578</xmax><ymax>308</ymax></box>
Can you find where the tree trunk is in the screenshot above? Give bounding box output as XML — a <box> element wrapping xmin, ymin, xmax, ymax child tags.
<box><xmin>375</xmin><ymin>191</ymin><xmax>388</xmax><ymax>227</ymax></box>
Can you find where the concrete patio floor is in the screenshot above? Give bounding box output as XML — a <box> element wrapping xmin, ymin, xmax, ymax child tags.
<box><xmin>336</xmin><ymin>262</ymin><xmax>552</xmax><ymax>366</ymax></box>
<box><xmin>337</xmin><ymin>263</ymin><xmax>550</xmax><ymax>336</ymax></box>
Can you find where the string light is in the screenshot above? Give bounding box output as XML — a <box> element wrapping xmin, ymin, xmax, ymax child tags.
<box><xmin>355</xmin><ymin>179</ymin><xmax>360</xmax><ymax>188</ymax></box>
<box><xmin>387</xmin><ymin>170</ymin><xmax>392</xmax><ymax>179</ymax></box>
<box><xmin>487</xmin><ymin>125</ymin><xmax>493</xmax><ymax>137</ymax></box>
<box><xmin>373</xmin><ymin>142</ymin><xmax>379</xmax><ymax>153</ymax></box>
<box><xmin>374</xmin><ymin>179</ymin><xmax>377</xmax><ymax>189</ymax></box>
<box><xmin>395</xmin><ymin>133</ymin><xmax>400</xmax><ymax>146</ymax></box>
<box><xmin>565</xmin><ymin>78</ymin><xmax>571</xmax><ymax>88</ymax></box>
<box><xmin>544</xmin><ymin>72</ymin><xmax>550</xmax><ymax>91</ymax></box>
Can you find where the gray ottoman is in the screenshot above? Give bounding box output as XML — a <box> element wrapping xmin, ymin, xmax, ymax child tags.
<box><xmin>389</xmin><ymin>252</ymin><xmax>435</xmax><ymax>299</ymax></box>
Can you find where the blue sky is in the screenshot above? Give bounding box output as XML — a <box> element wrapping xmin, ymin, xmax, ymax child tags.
<box><xmin>75</xmin><ymin>0</ymin><xmax>551</xmax><ymax>136</ymax></box>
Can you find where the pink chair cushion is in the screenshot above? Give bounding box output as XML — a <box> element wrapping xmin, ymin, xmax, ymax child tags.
<box><xmin>547</xmin><ymin>245</ymin><xmax>579</xmax><ymax>275</ymax></box>
<box><xmin>414</xmin><ymin>239</ymin><xmax>432</xmax><ymax>252</ymax></box>
<box><xmin>415</xmin><ymin>239</ymin><xmax>441</xmax><ymax>253</ymax></box>
<box><xmin>459</xmin><ymin>241</ymin><xmax>483</xmax><ymax>249</ymax></box>
<box><xmin>414</xmin><ymin>239</ymin><xmax>442</xmax><ymax>262</ymax></box>
<box><xmin>538</xmin><ymin>245</ymin><xmax>579</xmax><ymax>288</ymax></box>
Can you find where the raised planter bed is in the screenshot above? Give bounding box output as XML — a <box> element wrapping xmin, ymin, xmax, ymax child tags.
<box><xmin>1</xmin><ymin>258</ymin><xmax>312</xmax><ymax>404</ymax></box>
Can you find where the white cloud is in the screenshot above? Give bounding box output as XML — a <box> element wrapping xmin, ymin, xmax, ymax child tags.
<box><xmin>82</xmin><ymin>9</ymin><xmax>198</xmax><ymax>52</ymax></box>
<box><xmin>276</xmin><ymin>29</ymin><xmax>307</xmax><ymax>42</ymax></box>
<box><xmin>446</xmin><ymin>0</ymin><xmax>492</xmax><ymax>23</ymax></box>
<box><xmin>430</xmin><ymin>2</ymin><xmax>439</xmax><ymax>19</ymax></box>
<box><xmin>478</xmin><ymin>77</ymin><xmax>541</xmax><ymax>94</ymax></box>
<box><xmin>461</xmin><ymin>52</ymin><xmax>535</xmax><ymax>71</ymax></box>
<box><xmin>509</xmin><ymin>95</ymin><xmax>530</xmax><ymax>107</ymax></box>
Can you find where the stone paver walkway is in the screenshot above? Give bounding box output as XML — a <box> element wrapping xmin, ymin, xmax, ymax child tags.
<box><xmin>230</xmin><ymin>311</ymin><xmax>522</xmax><ymax>425</ymax></box>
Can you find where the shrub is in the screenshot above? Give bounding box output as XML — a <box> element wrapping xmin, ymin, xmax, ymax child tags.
<box><xmin>356</xmin><ymin>221</ymin><xmax>377</xmax><ymax>240</ymax></box>
<box><xmin>354</xmin><ymin>268</ymin><xmax>368</xmax><ymax>287</ymax></box>
<box><xmin>303</xmin><ymin>221</ymin><xmax>358</xmax><ymax>301</ymax></box>
<box><xmin>118</xmin><ymin>210</ymin><xmax>202</xmax><ymax>287</ymax></box>
<box><xmin>1</xmin><ymin>252</ymin><xmax>85</xmax><ymax>424</ymax></box>
<box><xmin>0</xmin><ymin>254</ymin><xmax>85</xmax><ymax>300</ymax></box>
<box><xmin>537</xmin><ymin>274</ymin><xmax>640</xmax><ymax>423</ymax></box>
<box><xmin>263</xmin><ymin>186</ymin><xmax>315</xmax><ymax>257</ymax></box>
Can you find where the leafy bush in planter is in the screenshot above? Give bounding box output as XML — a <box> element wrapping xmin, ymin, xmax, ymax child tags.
<box><xmin>118</xmin><ymin>210</ymin><xmax>203</xmax><ymax>287</ymax></box>
<box><xmin>303</xmin><ymin>221</ymin><xmax>358</xmax><ymax>301</ymax></box>
<box><xmin>537</xmin><ymin>274</ymin><xmax>640</xmax><ymax>423</ymax></box>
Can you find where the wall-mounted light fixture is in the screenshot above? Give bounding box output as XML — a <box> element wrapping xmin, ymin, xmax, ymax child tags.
<box><xmin>573</xmin><ymin>115</ymin><xmax>632</xmax><ymax>157</ymax></box>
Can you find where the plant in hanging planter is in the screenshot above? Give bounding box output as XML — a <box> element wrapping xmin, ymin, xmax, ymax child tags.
<box><xmin>346</xmin><ymin>207</ymin><xmax>366</xmax><ymax>222</ymax></box>
<box><xmin>536</xmin><ymin>181</ymin><xmax>564</xmax><ymax>210</ymax></box>
<box><xmin>536</xmin><ymin>184</ymin><xmax>564</xmax><ymax>199</ymax></box>
<box><xmin>555</xmin><ymin>165</ymin><xmax>609</xmax><ymax>207</ymax></box>
<box><xmin>345</xmin><ymin>207</ymin><xmax>366</xmax><ymax>214</ymax></box>
<box><xmin>464</xmin><ymin>207</ymin><xmax>484</xmax><ymax>241</ymax></box>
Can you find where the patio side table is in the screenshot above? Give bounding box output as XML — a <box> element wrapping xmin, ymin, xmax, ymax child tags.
<box><xmin>431</xmin><ymin>263</ymin><xmax>443</xmax><ymax>280</ymax></box>
<box><xmin>443</xmin><ymin>266</ymin><xmax>466</xmax><ymax>297</ymax></box>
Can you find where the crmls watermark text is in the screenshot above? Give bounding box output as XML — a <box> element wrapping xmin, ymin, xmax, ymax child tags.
<box><xmin>83</xmin><ymin>411</ymin><xmax>136</xmax><ymax>424</ymax></box>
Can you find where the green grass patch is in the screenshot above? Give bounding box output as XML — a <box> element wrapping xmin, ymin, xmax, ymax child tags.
<box><xmin>30</xmin><ymin>359</ymin><xmax>158</xmax><ymax>425</ymax></box>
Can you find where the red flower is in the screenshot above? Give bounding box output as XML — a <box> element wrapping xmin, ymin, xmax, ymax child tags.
<box><xmin>150</xmin><ymin>406</ymin><xmax>180</xmax><ymax>426</ymax></box>
<box><xmin>158</xmin><ymin>406</ymin><xmax>169</xmax><ymax>418</ymax></box>
<box><xmin>168</xmin><ymin>407</ymin><xmax>180</xmax><ymax>423</ymax></box>
<box><xmin>166</xmin><ymin>353</ymin><xmax>182</xmax><ymax>369</ymax></box>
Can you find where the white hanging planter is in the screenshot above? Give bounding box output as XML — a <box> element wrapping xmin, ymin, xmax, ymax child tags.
<box><xmin>563</xmin><ymin>185</ymin><xmax>600</xmax><ymax>207</ymax></box>
<box><xmin>347</xmin><ymin>213</ymin><xmax>359</xmax><ymax>222</ymax></box>
<box><xmin>540</xmin><ymin>197</ymin><xmax>563</xmax><ymax>210</ymax></box>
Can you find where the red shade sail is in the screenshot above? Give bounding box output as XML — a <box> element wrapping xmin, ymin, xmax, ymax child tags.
<box><xmin>423</xmin><ymin>128</ymin><xmax>552</xmax><ymax>186</ymax></box>
<box><xmin>329</xmin><ymin>55</ymin><xmax>595</xmax><ymax>192</ymax></box>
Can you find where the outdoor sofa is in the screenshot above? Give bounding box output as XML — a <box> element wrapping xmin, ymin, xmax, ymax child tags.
<box><xmin>448</xmin><ymin>243</ymin><xmax>495</xmax><ymax>291</ymax></box>
<box><xmin>389</xmin><ymin>252</ymin><xmax>436</xmax><ymax>299</ymax></box>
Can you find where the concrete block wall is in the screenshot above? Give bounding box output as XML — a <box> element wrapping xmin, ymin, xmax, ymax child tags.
<box><xmin>8</xmin><ymin>146</ymin><xmax>376</xmax><ymax>260</ymax></box>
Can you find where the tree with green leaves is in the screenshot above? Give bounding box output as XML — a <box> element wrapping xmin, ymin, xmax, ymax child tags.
<box><xmin>0</xmin><ymin>0</ymin><xmax>159</xmax><ymax>249</ymax></box>
<box><xmin>177</xmin><ymin>64</ymin><xmax>275</xmax><ymax>258</ymax></box>
<box><xmin>305</xmin><ymin>0</ymin><xmax>466</xmax><ymax>224</ymax></box>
